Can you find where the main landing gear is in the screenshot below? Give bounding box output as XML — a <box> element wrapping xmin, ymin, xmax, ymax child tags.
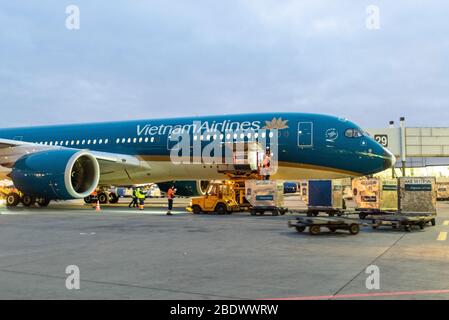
<box><xmin>84</xmin><ymin>191</ymin><xmax>119</xmax><ymax>205</ymax></box>
<box><xmin>5</xmin><ymin>192</ymin><xmax>50</xmax><ymax>208</ymax></box>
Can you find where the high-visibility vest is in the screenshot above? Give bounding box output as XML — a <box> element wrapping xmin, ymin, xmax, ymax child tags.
<box><xmin>136</xmin><ymin>189</ymin><xmax>145</xmax><ymax>199</ymax></box>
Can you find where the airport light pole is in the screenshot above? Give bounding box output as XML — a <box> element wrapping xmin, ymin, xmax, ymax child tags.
<box><xmin>389</xmin><ymin>121</ymin><xmax>396</xmax><ymax>178</ymax></box>
<box><xmin>399</xmin><ymin>117</ymin><xmax>407</xmax><ymax>176</ymax></box>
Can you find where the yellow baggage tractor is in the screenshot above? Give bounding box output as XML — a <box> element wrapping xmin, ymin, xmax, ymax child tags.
<box><xmin>398</xmin><ymin>177</ymin><xmax>437</xmax><ymax>216</ymax></box>
<box><xmin>352</xmin><ymin>177</ymin><xmax>398</xmax><ymax>219</ymax></box>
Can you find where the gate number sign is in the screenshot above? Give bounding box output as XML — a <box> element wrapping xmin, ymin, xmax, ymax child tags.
<box><xmin>374</xmin><ymin>134</ymin><xmax>388</xmax><ymax>147</ymax></box>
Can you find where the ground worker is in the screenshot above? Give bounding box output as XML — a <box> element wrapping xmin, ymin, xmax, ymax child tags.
<box><xmin>261</xmin><ymin>147</ymin><xmax>271</xmax><ymax>180</ymax></box>
<box><xmin>128</xmin><ymin>187</ymin><xmax>138</xmax><ymax>208</ymax></box>
<box><xmin>135</xmin><ymin>187</ymin><xmax>146</xmax><ymax>211</ymax></box>
<box><xmin>167</xmin><ymin>186</ymin><xmax>176</xmax><ymax>215</ymax></box>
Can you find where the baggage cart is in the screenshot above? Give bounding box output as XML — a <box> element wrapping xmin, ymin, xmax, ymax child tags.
<box><xmin>369</xmin><ymin>214</ymin><xmax>436</xmax><ymax>232</ymax></box>
<box><xmin>288</xmin><ymin>216</ymin><xmax>361</xmax><ymax>235</ymax></box>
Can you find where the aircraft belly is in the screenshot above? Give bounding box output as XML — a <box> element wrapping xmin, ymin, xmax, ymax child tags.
<box><xmin>101</xmin><ymin>160</ymin><xmax>357</xmax><ymax>185</ymax></box>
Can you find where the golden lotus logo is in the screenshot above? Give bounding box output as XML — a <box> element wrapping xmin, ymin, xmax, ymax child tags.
<box><xmin>263</xmin><ymin>117</ymin><xmax>289</xmax><ymax>130</ymax></box>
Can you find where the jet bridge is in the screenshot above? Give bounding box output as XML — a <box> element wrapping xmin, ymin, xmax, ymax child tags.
<box><xmin>367</xmin><ymin>118</ymin><xmax>449</xmax><ymax>170</ymax></box>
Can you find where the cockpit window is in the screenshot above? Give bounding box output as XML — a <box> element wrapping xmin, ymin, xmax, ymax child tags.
<box><xmin>345</xmin><ymin>128</ymin><xmax>364</xmax><ymax>138</ymax></box>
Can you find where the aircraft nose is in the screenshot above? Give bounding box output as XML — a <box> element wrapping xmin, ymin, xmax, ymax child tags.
<box><xmin>383</xmin><ymin>148</ymin><xmax>396</xmax><ymax>169</ymax></box>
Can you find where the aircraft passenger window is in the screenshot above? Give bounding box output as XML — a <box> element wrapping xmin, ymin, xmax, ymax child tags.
<box><xmin>233</xmin><ymin>133</ymin><xmax>237</xmax><ymax>139</ymax></box>
<box><xmin>55</xmin><ymin>142</ymin><xmax>59</xmax><ymax>146</ymax></box>
<box><xmin>133</xmin><ymin>138</ymin><xmax>137</xmax><ymax>143</ymax></box>
<box><xmin>87</xmin><ymin>140</ymin><xmax>91</xmax><ymax>145</ymax></box>
<box><xmin>261</xmin><ymin>132</ymin><xmax>266</xmax><ymax>138</ymax></box>
<box><xmin>49</xmin><ymin>142</ymin><xmax>53</xmax><ymax>145</ymax></box>
<box><xmin>82</xmin><ymin>140</ymin><xmax>85</xmax><ymax>145</ymax></box>
<box><xmin>93</xmin><ymin>140</ymin><xmax>97</xmax><ymax>144</ymax></box>
<box><xmin>240</xmin><ymin>133</ymin><xmax>244</xmax><ymax>139</ymax></box>
<box><xmin>138</xmin><ymin>137</ymin><xmax>142</xmax><ymax>143</ymax></box>
<box><xmin>151</xmin><ymin>137</ymin><xmax>155</xmax><ymax>143</ymax></box>
<box><xmin>220</xmin><ymin>134</ymin><xmax>224</xmax><ymax>140</ymax></box>
<box><xmin>71</xmin><ymin>141</ymin><xmax>74</xmax><ymax>145</ymax></box>
<box><xmin>144</xmin><ymin>137</ymin><xmax>149</xmax><ymax>143</ymax></box>
<box><xmin>254</xmin><ymin>133</ymin><xmax>259</xmax><ymax>138</ymax></box>
<box><xmin>99</xmin><ymin>139</ymin><xmax>103</xmax><ymax>144</ymax></box>
<box><xmin>105</xmin><ymin>139</ymin><xmax>109</xmax><ymax>144</ymax></box>
<box><xmin>116</xmin><ymin>138</ymin><xmax>120</xmax><ymax>144</ymax></box>
<box><xmin>226</xmin><ymin>133</ymin><xmax>231</xmax><ymax>140</ymax></box>
<box><xmin>213</xmin><ymin>134</ymin><xmax>217</xmax><ymax>140</ymax></box>
<box><xmin>76</xmin><ymin>141</ymin><xmax>80</xmax><ymax>145</ymax></box>
<box><xmin>127</xmin><ymin>138</ymin><xmax>131</xmax><ymax>143</ymax></box>
<box><xmin>269</xmin><ymin>132</ymin><xmax>274</xmax><ymax>138</ymax></box>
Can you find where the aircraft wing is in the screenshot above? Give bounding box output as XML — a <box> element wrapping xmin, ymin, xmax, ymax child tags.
<box><xmin>0</xmin><ymin>138</ymin><xmax>150</xmax><ymax>184</ymax></box>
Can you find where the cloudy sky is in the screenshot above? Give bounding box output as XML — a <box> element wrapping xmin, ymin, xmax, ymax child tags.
<box><xmin>0</xmin><ymin>1</ymin><xmax>448</xmax><ymax>128</ymax></box>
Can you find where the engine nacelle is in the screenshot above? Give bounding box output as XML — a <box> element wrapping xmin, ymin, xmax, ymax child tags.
<box><xmin>11</xmin><ymin>149</ymin><xmax>100</xmax><ymax>200</ymax></box>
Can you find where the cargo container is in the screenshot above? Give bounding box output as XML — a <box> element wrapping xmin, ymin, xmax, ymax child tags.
<box><xmin>245</xmin><ymin>180</ymin><xmax>287</xmax><ymax>216</ymax></box>
<box><xmin>352</xmin><ymin>177</ymin><xmax>398</xmax><ymax>218</ymax></box>
<box><xmin>436</xmin><ymin>184</ymin><xmax>449</xmax><ymax>201</ymax></box>
<box><xmin>300</xmin><ymin>180</ymin><xmax>308</xmax><ymax>202</ymax></box>
<box><xmin>307</xmin><ymin>179</ymin><xmax>344</xmax><ymax>216</ymax></box>
<box><xmin>398</xmin><ymin>177</ymin><xmax>437</xmax><ymax>215</ymax></box>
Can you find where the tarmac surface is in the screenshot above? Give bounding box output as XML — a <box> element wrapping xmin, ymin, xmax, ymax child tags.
<box><xmin>0</xmin><ymin>198</ymin><xmax>449</xmax><ymax>300</ymax></box>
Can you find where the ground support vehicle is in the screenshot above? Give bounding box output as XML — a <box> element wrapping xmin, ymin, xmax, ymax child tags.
<box><xmin>288</xmin><ymin>216</ymin><xmax>362</xmax><ymax>235</ymax></box>
<box><xmin>187</xmin><ymin>180</ymin><xmax>242</xmax><ymax>214</ymax></box>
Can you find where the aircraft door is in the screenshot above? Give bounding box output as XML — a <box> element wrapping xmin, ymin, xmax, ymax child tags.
<box><xmin>297</xmin><ymin>122</ymin><xmax>313</xmax><ymax>147</ymax></box>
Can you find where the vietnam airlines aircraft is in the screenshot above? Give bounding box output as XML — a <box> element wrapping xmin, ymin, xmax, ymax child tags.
<box><xmin>0</xmin><ymin>113</ymin><xmax>395</xmax><ymax>207</ymax></box>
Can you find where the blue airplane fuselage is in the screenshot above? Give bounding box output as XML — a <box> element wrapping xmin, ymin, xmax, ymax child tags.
<box><xmin>0</xmin><ymin>113</ymin><xmax>394</xmax><ymax>185</ymax></box>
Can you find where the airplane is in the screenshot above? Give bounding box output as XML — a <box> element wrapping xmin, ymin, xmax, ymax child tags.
<box><xmin>0</xmin><ymin>113</ymin><xmax>395</xmax><ymax>207</ymax></box>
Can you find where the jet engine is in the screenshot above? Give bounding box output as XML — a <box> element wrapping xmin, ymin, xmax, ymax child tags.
<box><xmin>11</xmin><ymin>149</ymin><xmax>100</xmax><ymax>200</ymax></box>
